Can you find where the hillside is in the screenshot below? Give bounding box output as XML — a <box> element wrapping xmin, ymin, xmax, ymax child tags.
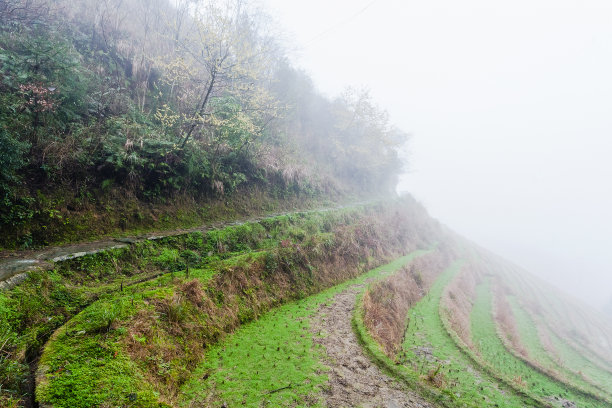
<box><xmin>2</xmin><ymin>1</ymin><xmax>612</xmax><ymax>408</ymax></box>
<box><xmin>0</xmin><ymin>0</ymin><xmax>405</xmax><ymax>249</ymax></box>
<box><xmin>2</xmin><ymin>198</ymin><xmax>612</xmax><ymax>407</ymax></box>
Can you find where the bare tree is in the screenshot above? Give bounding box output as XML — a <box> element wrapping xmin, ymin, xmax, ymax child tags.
<box><xmin>161</xmin><ymin>0</ymin><xmax>278</xmax><ymax>148</ymax></box>
<box><xmin>0</xmin><ymin>0</ymin><xmax>52</xmax><ymax>26</ymax></box>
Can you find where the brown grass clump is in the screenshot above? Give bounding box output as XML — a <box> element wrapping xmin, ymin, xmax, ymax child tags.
<box><xmin>494</xmin><ymin>281</ymin><xmax>528</xmax><ymax>358</ymax></box>
<box><xmin>441</xmin><ymin>262</ymin><xmax>481</xmax><ymax>349</ymax></box>
<box><xmin>425</xmin><ymin>364</ymin><xmax>447</xmax><ymax>388</ymax></box>
<box><xmin>512</xmin><ymin>374</ymin><xmax>527</xmax><ymax>388</ymax></box>
<box><xmin>180</xmin><ymin>279</ymin><xmax>206</xmax><ymax>307</ymax></box>
<box><xmin>363</xmin><ymin>251</ymin><xmax>450</xmax><ymax>357</ymax></box>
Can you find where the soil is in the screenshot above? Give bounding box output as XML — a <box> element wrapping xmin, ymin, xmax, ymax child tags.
<box><xmin>310</xmin><ymin>283</ymin><xmax>434</xmax><ymax>408</ymax></box>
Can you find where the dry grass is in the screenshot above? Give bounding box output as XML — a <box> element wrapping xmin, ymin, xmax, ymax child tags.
<box><xmin>425</xmin><ymin>364</ymin><xmax>447</xmax><ymax>388</ymax></box>
<box><xmin>363</xmin><ymin>251</ymin><xmax>450</xmax><ymax>357</ymax></box>
<box><xmin>117</xmin><ymin>200</ymin><xmax>445</xmax><ymax>404</ymax></box>
<box><xmin>441</xmin><ymin>262</ymin><xmax>481</xmax><ymax>349</ymax></box>
<box><xmin>494</xmin><ymin>281</ymin><xmax>529</xmax><ymax>358</ymax></box>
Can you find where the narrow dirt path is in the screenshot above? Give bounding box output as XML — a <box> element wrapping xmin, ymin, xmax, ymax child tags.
<box><xmin>0</xmin><ymin>202</ymin><xmax>368</xmax><ymax>288</ymax></box>
<box><xmin>311</xmin><ymin>282</ymin><xmax>434</xmax><ymax>408</ymax></box>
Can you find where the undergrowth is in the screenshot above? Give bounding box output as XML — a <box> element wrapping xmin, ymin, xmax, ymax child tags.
<box><xmin>29</xmin><ymin>199</ymin><xmax>442</xmax><ymax>407</ymax></box>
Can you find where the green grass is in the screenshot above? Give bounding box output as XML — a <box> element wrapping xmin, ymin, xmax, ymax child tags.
<box><xmin>180</xmin><ymin>251</ymin><xmax>428</xmax><ymax>408</ymax></box>
<box><xmin>470</xmin><ymin>280</ymin><xmax>604</xmax><ymax>408</ymax></box>
<box><xmin>546</xmin><ymin>326</ymin><xmax>612</xmax><ymax>397</ymax></box>
<box><xmin>34</xmin><ymin>198</ymin><xmax>436</xmax><ymax>408</ymax></box>
<box><xmin>1</xmin><ymin>206</ymin><xmax>371</xmax><ymax>403</ymax></box>
<box><xmin>36</xmin><ymin>267</ymin><xmax>218</xmax><ymax>408</ymax></box>
<box><xmin>36</xmin><ymin>299</ymin><xmax>161</xmax><ymax>407</ymax></box>
<box><xmin>507</xmin><ymin>296</ymin><xmax>561</xmax><ymax>370</ymax></box>
<box><xmin>507</xmin><ymin>295</ymin><xmax>612</xmax><ymax>400</ymax></box>
<box><xmin>180</xmin><ymin>294</ymin><xmax>328</xmax><ymax>407</ymax></box>
<box><xmin>398</xmin><ymin>262</ymin><xmax>532</xmax><ymax>408</ymax></box>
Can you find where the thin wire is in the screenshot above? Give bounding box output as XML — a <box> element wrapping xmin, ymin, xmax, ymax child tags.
<box><xmin>303</xmin><ymin>0</ymin><xmax>383</xmax><ymax>47</ymax></box>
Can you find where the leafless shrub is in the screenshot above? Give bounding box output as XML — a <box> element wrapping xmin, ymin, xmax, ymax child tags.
<box><xmin>0</xmin><ymin>0</ymin><xmax>53</xmax><ymax>26</ymax></box>
<box><xmin>425</xmin><ymin>364</ymin><xmax>447</xmax><ymax>388</ymax></box>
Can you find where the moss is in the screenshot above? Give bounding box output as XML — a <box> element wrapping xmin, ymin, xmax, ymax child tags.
<box><xmin>2</xmin><ymin>198</ymin><xmax>444</xmax><ymax>406</ymax></box>
<box><xmin>0</xmin><ymin>185</ymin><xmax>332</xmax><ymax>250</ymax></box>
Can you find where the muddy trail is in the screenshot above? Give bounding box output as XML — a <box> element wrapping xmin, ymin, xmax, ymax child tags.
<box><xmin>311</xmin><ymin>280</ymin><xmax>433</xmax><ymax>407</ymax></box>
<box><xmin>0</xmin><ymin>202</ymin><xmax>365</xmax><ymax>289</ymax></box>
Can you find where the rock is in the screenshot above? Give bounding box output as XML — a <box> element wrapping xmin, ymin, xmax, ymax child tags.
<box><xmin>114</xmin><ymin>237</ymin><xmax>137</xmax><ymax>244</ymax></box>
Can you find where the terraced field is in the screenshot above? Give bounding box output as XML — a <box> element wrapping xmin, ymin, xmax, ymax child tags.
<box><xmin>470</xmin><ymin>280</ymin><xmax>604</xmax><ymax>407</ymax></box>
<box><xmin>357</xmin><ymin>254</ymin><xmax>612</xmax><ymax>408</ymax></box>
<box><xmin>357</xmin><ymin>261</ymin><xmax>536</xmax><ymax>407</ymax></box>
<box><xmin>180</xmin><ymin>253</ymin><xmax>429</xmax><ymax>407</ymax></box>
<box><xmin>507</xmin><ymin>295</ymin><xmax>612</xmax><ymax>398</ymax></box>
<box><xmin>3</xmin><ymin>199</ymin><xmax>612</xmax><ymax>407</ymax></box>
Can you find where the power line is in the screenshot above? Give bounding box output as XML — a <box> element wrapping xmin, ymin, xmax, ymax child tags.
<box><xmin>303</xmin><ymin>0</ymin><xmax>383</xmax><ymax>47</ymax></box>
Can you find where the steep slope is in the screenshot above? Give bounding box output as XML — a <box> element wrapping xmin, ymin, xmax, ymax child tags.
<box><xmin>358</xmin><ymin>243</ymin><xmax>612</xmax><ymax>408</ymax></box>
<box><xmin>0</xmin><ymin>198</ymin><xmax>442</xmax><ymax>407</ymax></box>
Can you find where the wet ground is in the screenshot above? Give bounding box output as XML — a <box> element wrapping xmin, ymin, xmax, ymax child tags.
<box><xmin>311</xmin><ymin>283</ymin><xmax>434</xmax><ymax>408</ymax></box>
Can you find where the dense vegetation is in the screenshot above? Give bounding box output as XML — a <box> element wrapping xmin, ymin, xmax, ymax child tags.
<box><xmin>0</xmin><ymin>198</ymin><xmax>442</xmax><ymax>406</ymax></box>
<box><xmin>0</xmin><ymin>0</ymin><xmax>407</xmax><ymax>247</ymax></box>
<box><xmin>3</xmin><ymin>2</ymin><xmax>612</xmax><ymax>408</ymax></box>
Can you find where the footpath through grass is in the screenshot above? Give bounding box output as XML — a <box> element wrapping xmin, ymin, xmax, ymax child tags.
<box><xmin>180</xmin><ymin>251</ymin><xmax>428</xmax><ymax>407</ymax></box>
<box><xmin>399</xmin><ymin>263</ymin><xmax>531</xmax><ymax>408</ymax></box>
<box><xmin>471</xmin><ymin>281</ymin><xmax>604</xmax><ymax>408</ymax></box>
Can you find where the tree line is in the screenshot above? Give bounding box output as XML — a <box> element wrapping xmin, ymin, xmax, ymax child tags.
<box><xmin>0</xmin><ymin>0</ymin><xmax>408</xmax><ymax>239</ymax></box>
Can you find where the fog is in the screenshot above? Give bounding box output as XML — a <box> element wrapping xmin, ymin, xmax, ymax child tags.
<box><xmin>263</xmin><ymin>0</ymin><xmax>612</xmax><ymax>310</ymax></box>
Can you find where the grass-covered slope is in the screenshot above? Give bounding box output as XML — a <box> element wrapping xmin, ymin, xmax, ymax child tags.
<box><xmin>504</xmin><ymin>294</ymin><xmax>612</xmax><ymax>399</ymax></box>
<box><xmin>395</xmin><ymin>262</ymin><xmax>533</xmax><ymax>407</ymax></box>
<box><xmin>4</xmin><ymin>195</ymin><xmax>612</xmax><ymax>408</ymax></box>
<box><xmin>180</xmin><ymin>252</ymin><xmax>426</xmax><ymax>407</ymax></box>
<box><xmin>12</xmin><ymin>198</ymin><xmax>441</xmax><ymax>407</ymax></box>
<box><xmin>470</xmin><ymin>280</ymin><xmax>605</xmax><ymax>407</ymax></box>
<box><xmin>356</xmin><ymin>242</ymin><xmax>612</xmax><ymax>408</ymax></box>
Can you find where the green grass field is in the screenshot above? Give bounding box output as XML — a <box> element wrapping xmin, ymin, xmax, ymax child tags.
<box><xmin>546</xmin><ymin>325</ymin><xmax>612</xmax><ymax>397</ymax></box>
<box><xmin>507</xmin><ymin>295</ymin><xmax>612</xmax><ymax>400</ymax></box>
<box><xmin>470</xmin><ymin>280</ymin><xmax>604</xmax><ymax>408</ymax></box>
<box><xmin>180</xmin><ymin>251</ymin><xmax>428</xmax><ymax>407</ymax></box>
<box><xmin>399</xmin><ymin>262</ymin><xmax>532</xmax><ymax>408</ymax></box>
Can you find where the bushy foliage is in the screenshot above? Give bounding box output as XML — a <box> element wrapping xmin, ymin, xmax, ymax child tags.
<box><xmin>0</xmin><ymin>0</ymin><xmax>410</xmax><ymax>239</ymax></box>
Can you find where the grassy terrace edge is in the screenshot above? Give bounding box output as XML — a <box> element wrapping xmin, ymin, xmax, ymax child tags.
<box><xmin>492</xmin><ymin>293</ymin><xmax>612</xmax><ymax>403</ymax></box>
<box><xmin>438</xmin><ymin>272</ymin><xmax>545</xmax><ymax>407</ymax></box>
<box><xmin>27</xmin><ymin>198</ymin><xmax>441</xmax><ymax>407</ymax></box>
<box><xmin>0</xmin><ymin>201</ymin><xmax>366</xmax><ymax>406</ymax></box>
<box><xmin>354</xmin><ymin>260</ymin><xmax>546</xmax><ymax>408</ymax></box>
<box><xmin>179</xmin><ymin>250</ymin><xmax>429</xmax><ymax>407</ymax></box>
<box><xmin>468</xmin><ymin>279</ymin><xmax>606</xmax><ymax>408</ymax></box>
<box><xmin>352</xmin><ymin>259</ymin><xmax>460</xmax><ymax>408</ymax></box>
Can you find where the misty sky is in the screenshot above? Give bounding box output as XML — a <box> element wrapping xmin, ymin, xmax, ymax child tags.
<box><xmin>262</xmin><ymin>0</ymin><xmax>612</xmax><ymax>310</ymax></box>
